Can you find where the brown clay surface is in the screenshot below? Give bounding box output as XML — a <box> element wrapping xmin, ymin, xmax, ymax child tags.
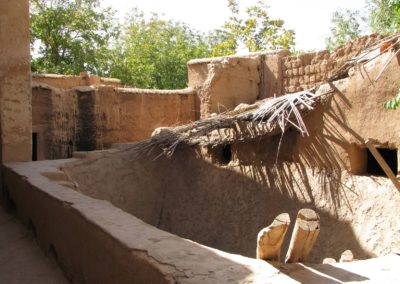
<box><xmin>32</xmin><ymin>84</ymin><xmax>196</xmax><ymax>159</ymax></box>
<box><xmin>62</xmin><ymin>145</ymin><xmax>400</xmax><ymax>264</ymax></box>
<box><xmin>0</xmin><ymin>204</ymin><xmax>68</xmax><ymax>283</ymax></box>
<box><xmin>59</xmin><ymin>51</ymin><xmax>400</xmax><ymax>264</ymax></box>
<box><xmin>0</xmin><ymin>0</ymin><xmax>32</xmax><ymax>162</ymax></box>
<box><xmin>3</xmin><ymin>157</ymin><xmax>400</xmax><ymax>283</ymax></box>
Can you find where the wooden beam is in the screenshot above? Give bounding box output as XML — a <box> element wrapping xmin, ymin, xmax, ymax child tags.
<box><xmin>257</xmin><ymin>213</ymin><xmax>290</xmax><ymax>262</ymax></box>
<box><xmin>365</xmin><ymin>139</ymin><xmax>400</xmax><ymax>193</ymax></box>
<box><xmin>285</xmin><ymin>209</ymin><xmax>320</xmax><ymax>263</ymax></box>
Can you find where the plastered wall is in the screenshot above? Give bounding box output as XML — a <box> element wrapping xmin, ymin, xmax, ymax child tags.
<box><xmin>33</xmin><ymin>73</ymin><xmax>121</xmax><ymax>89</ymax></box>
<box><xmin>32</xmin><ymin>34</ymin><xmax>399</xmax><ymax>168</ymax></box>
<box><xmin>188</xmin><ymin>50</ymin><xmax>289</xmax><ymax>118</ymax></box>
<box><xmin>0</xmin><ymin>0</ymin><xmax>32</xmax><ymax>162</ymax></box>
<box><xmin>32</xmin><ymin>85</ymin><xmax>77</xmax><ymax>160</ymax></box>
<box><xmin>95</xmin><ymin>88</ymin><xmax>196</xmax><ymax>148</ymax></box>
<box><xmin>187</xmin><ymin>36</ymin><xmax>400</xmax><ymax>174</ymax></box>
<box><xmin>188</xmin><ymin>34</ymin><xmax>387</xmax><ymax>117</ymax></box>
<box><xmin>32</xmin><ymin>84</ymin><xmax>196</xmax><ymax>159</ymax></box>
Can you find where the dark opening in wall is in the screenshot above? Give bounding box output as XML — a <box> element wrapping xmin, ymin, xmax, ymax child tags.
<box><xmin>367</xmin><ymin>148</ymin><xmax>398</xmax><ymax>177</ymax></box>
<box><xmin>32</xmin><ymin>133</ymin><xmax>38</xmax><ymax>161</ymax></box>
<box><xmin>221</xmin><ymin>144</ymin><xmax>232</xmax><ymax>164</ymax></box>
<box><xmin>210</xmin><ymin>144</ymin><xmax>233</xmax><ymax>165</ymax></box>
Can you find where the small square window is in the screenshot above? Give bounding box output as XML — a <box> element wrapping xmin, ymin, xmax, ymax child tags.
<box><xmin>349</xmin><ymin>144</ymin><xmax>398</xmax><ymax>177</ymax></box>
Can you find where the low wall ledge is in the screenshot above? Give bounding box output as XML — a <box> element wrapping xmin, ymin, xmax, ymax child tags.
<box><xmin>115</xmin><ymin>87</ymin><xmax>196</xmax><ymax>96</ymax></box>
<box><xmin>187</xmin><ymin>49</ymin><xmax>290</xmax><ymax>65</ymax></box>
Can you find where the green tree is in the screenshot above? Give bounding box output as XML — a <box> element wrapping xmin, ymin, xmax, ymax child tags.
<box><xmin>325</xmin><ymin>9</ymin><xmax>364</xmax><ymax>50</ymax></box>
<box><xmin>211</xmin><ymin>0</ymin><xmax>295</xmax><ymax>56</ymax></box>
<box><xmin>326</xmin><ymin>1</ymin><xmax>400</xmax><ymax>50</ymax></box>
<box><xmin>30</xmin><ymin>0</ymin><xmax>118</xmax><ymax>75</ymax></box>
<box><xmin>368</xmin><ymin>0</ymin><xmax>400</xmax><ymax>33</ymax></box>
<box><xmin>109</xmin><ymin>9</ymin><xmax>211</xmax><ymax>89</ymax></box>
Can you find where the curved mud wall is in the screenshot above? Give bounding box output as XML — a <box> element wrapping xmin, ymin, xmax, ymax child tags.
<box><xmin>32</xmin><ymin>85</ymin><xmax>196</xmax><ymax>160</ymax></box>
<box><xmin>63</xmin><ymin>146</ymin><xmax>400</xmax><ymax>263</ymax></box>
<box><xmin>6</xmin><ymin>160</ymin><xmax>293</xmax><ymax>284</ymax></box>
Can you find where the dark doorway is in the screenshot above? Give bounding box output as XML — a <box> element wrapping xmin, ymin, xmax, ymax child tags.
<box><xmin>367</xmin><ymin>148</ymin><xmax>398</xmax><ymax>177</ymax></box>
<box><xmin>32</xmin><ymin>133</ymin><xmax>38</xmax><ymax>161</ymax></box>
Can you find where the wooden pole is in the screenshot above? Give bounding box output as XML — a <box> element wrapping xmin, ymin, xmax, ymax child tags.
<box><xmin>365</xmin><ymin>139</ymin><xmax>400</xmax><ymax>193</ymax></box>
<box><xmin>285</xmin><ymin>209</ymin><xmax>320</xmax><ymax>263</ymax></box>
<box><xmin>257</xmin><ymin>213</ymin><xmax>290</xmax><ymax>262</ymax></box>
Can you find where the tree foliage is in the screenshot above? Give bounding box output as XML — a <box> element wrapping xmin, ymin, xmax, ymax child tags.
<box><xmin>325</xmin><ymin>9</ymin><xmax>364</xmax><ymax>50</ymax></box>
<box><xmin>108</xmin><ymin>10</ymin><xmax>211</xmax><ymax>89</ymax></box>
<box><xmin>326</xmin><ymin>0</ymin><xmax>400</xmax><ymax>50</ymax></box>
<box><xmin>30</xmin><ymin>0</ymin><xmax>296</xmax><ymax>89</ymax></box>
<box><xmin>211</xmin><ymin>0</ymin><xmax>295</xmax><ymax>56</ymax></box>
<box><xmin>30</xmin><ymin>0</ymin><xmax>118</xmax><ymax>75</ymax></box>
<box><xmin>384</xmin><ymin>88</ymin><xmax>400</xmax><ymax>109</ymax></box>
<box><xmin>368</xmin><ymin>0</ymin><xmax>400</xmax><ymax>33</ymax></box>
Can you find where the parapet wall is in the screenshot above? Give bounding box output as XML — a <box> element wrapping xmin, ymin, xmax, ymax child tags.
<box><xmin>32</xmin><ymin>72</ymin><xmax>122</xmax><ymax>89</ymax></box>
<box><xmin>32</xmin><ymin>34</ymin><xmax>396</xmax><ymax>163</ymax></box>
<box><xmin>188</xmin><ymin>34</ymin><xmax>400</xmax><ymax>174</ymax></box>
<box><xmin>282</xmin><ymin>34</ymin><xmax>385</xmax><ymax>93</ymax></box>
<box><xmin>188</xmin><ymin>34</ymin><xmax>386</xmax><ymax>117</ymax></box>
<box><xmin>32</xmin><ymin>85</ymin><xmax>77</xmax><ymax>160</ymax></box>
<box><xmin>188</xmin><ymin>50</ymin><xmax>290</xmax><ymax>118</ymax></box>
<box><xmin>32</xmin><ymin>83</ymin><xmax>196</xmax><ymax>160</ymax></box>
<box><xmin>94</xmin><ymin>87</ymin><xmax>196</xmax><ymax>148</ymax></box>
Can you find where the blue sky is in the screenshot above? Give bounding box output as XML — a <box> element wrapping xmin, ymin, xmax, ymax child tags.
<box><xmin>102</xmin><ymin>0</ymin><xmax>367</xmax><ymax>51</ymax></box>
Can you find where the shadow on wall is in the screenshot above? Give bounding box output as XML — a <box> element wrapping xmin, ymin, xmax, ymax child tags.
<box><xmin>160</xmin><ymin>147</ymin><xmax>371</xmax><ymax>263</ymax></box>
<box><xmin>64</xmin><ymin>141</ymin><xmax>372</xmax><ymax>264</ymax></box>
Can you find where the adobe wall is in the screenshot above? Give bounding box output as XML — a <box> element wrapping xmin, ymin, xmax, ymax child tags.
<box><xmin>188</xmin><ymin>50</ymin><xmax>290</xmax><ymax>118</ymax></box>
<box><xmin>188</xmin><ymin>34</ymin><xmax>400</xmax><ymax>173</ymax></box>
<box><xmin>32</xmin><ymin>84</ymin><xmax>196</xmax><ymax>159</ymax></box>
<box><xmin>3</xmin><ymin>159</ymin><xmax>298</xmax><ymax>284</ymax></box>
<box><xmin>32</xmin><ymin>73</ymin><xmax>121</xmax><ymax>89</ymax></box>
<box><xmin>0</xmin><ymin>0</ymin><xmax>32</xmax><ymax>162</ymax></box>
<box><xmin>291</xmin><ymin>51</ymin><xmax>400</xmax><ymax>172</ymax></box>
<box><xmin>94</xmin><ymin>87</ymin><xmax>196</xmax><ymax>148</ymax></box>
<box><xmin>188</xmin><ymin>35</ymin><xmax>386</xmax><ymax>117</ymax></box>
<box><xmin>282</xmin><ymin>34</ymin><xmax>385</xmax><ymax>93</ymax></box>
<box><xmin>32</xmin><ymin>84</ymin><xmax>77</xmax><ymax>160</ymax></box>
<box><xmin>62</xmin><ymin>144</ymin><xmax>400</xmax><ymax>264</ymax></box>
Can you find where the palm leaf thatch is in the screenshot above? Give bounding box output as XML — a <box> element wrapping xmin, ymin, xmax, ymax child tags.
<box><xmin>126</xmin><ymin>33</ymin><xmax>400</xmax><ymax>158</ymax></box>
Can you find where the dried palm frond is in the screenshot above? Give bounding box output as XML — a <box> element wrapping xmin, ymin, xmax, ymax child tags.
<box><xmin>125</xmin><ymin>88</ymin><xmax>332</xmax><ymax>157</ymax></box>
<box><xmin>125</xmin><ymin>33</ymin><xmax>399</xmax><ymax>158</ymax></box>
